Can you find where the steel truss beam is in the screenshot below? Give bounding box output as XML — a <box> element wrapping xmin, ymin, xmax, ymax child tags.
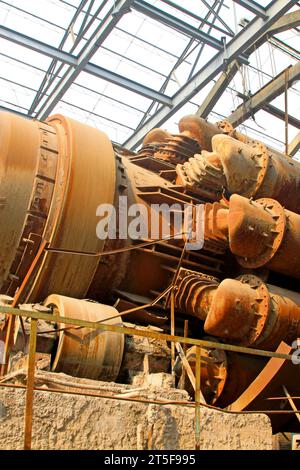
<box><xmin>135</xmin><ymin>0</ymin><xmax>223</xmax><ymax>129</ymax></box>
<box><xmin>196</xmin><ymin>10</ymin><xmax>300</xmax><ymax>120</ymax></box>
<box><xmin>288</xmin><ymin>132</ymin><xmax>300</xmax><ymax>156</ymax></box>
<box><xmin>232</xmin><ymin>0</ymin><xmax>268</xmax><ymax>19</ymax></box>
<box><xmin>235</xmin><ymin>90</ymin><xmax>300</xmax><ymax>129</ymax></box>
<box><xmin>29</xmin><ymin>0</ymin><xmax>92</xmax><ymax>114</ymax></box>
<box><xmin>124</xmin><ymin>0</ymin><xmax>298</xmax><ymax>149</ymax></box>
<box><xmin>160</xmin><ymin>0</ymin><xmax>234</xmax><ymax>37</ymax></box>
<box><xmin>227</xmin><ymin>61</ymin><xmax>300</xmax><ymax>127</ymax></box>
<box><xmin>35</xmin><ymin>0</ymin><xmax>134</xmax><ymax>120</ymax></box>
<box><xmin>247</xmin><ymin>10</ymin><xmax>300</xmax><ymax>54</ymax></box>
<box><xmin>196</xmin><ymin>60</ymin><xmax>240</xmax><ymax>118</ymax></box>
<box><xmin>0</xmin><ymin>24</ymin><xmax>172</xmax><ymax>107</ymax></box>
<box><xmin>132</xmin><ymin>0</ymin><xmax>226</xmax><ymax>51</ymax></box>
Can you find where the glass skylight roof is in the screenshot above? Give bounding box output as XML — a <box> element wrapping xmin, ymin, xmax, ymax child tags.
<box><xmin>0</xmin><ymin>0</ymin><xmax>299</xmax><ymax>157</ymax></box>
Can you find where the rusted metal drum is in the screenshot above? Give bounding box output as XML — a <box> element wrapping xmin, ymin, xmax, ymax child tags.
<box><xmin>44</xmin><ymin>295</ymin><xmax>124</xmax><ymax>381</ymax></box>
<box><xmin>0</xmin><ymin>112</ymin><xmax>59</xmax><ymax>295</ymax></box>
<box><xmin>27</xmin><ymin>115</ymin><xmax>117</xmax><ymax>301</ymax></box>
<box><xmin>0</xmin><ymin>112</ymin><xmax>117</xmax><ymax>301</ymax></box>
<box><xmin>228</xmin><ymin>342</ymin><xmax>300</xmax><ymax>432</ymax></box>
<box><xmin>177</xmin><ymin>344</ymin><xmax>267</xmax><ymax>407</ymax></box>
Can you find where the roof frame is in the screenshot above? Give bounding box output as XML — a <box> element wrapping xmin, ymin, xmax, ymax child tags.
<box><xmin>226</xmin><ymin>61</ymin><xmax>300</xmax><ymax>127</ymax></box>
<box><xmin>124</xmin><ymin>0</ymin><xmax>299</xmax><ymax>149</ymax></box>
<box><xmin>34</xmin><ymin>0</ymin><xmax>135</xmax><ymax>120</ymax></box>
<box><xmin>232</xmin><ymin>0</ymin><xmax>268</xmax><ymax>19</ymax></box>
<box><xmin>0</xmin><ymin>24</ymin><xmax>173</xmax><ymax>106</ymax></box>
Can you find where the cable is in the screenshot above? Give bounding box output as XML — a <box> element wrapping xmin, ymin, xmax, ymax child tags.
<box><xmin>45</xmin><ymin>232</ymin><xmax>188</xmax><ymax>257</ymax></box>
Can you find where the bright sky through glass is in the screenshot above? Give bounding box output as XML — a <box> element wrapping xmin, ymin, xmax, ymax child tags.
<box><xmin>0</xmin><ymin>0</ymin><xmax>299</xmax><ymax>157</ymax></box>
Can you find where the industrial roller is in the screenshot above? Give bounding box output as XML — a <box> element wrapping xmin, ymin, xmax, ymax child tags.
<box><xmin>43</xmin><ymin>295</ymin><xmax>124</xmax><ymax>381</ymax></box>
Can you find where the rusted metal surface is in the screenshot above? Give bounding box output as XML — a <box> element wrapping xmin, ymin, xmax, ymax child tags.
<box><xmin>135</xmin><ymin>125</ymin><xmax>200</xmax><ymax>169</ymax></box>
<box><xmin>0</xmin><ymin>112</ymin><xmax>57</xmax><ymax>295</ymax></box>
<box><xmin>28</xmin><ymin>115</ymin><xmax>117</xmax><ymax>301</ymax></box>
<box><xmin>154</xmin><ymin>134</ymin><xmax>200</xmax><ymax>165</ymax></box>
<box><xmin>44</xmin><ymin>295</ymin><xmax>124</xmax><ymax>381</ymax></box>
<box><xmin>0</xmin><ymin>240</ymin><xmax>49</xmax><ymax>376</ymax></box>
<box><xmin>228</xmin><ymin>342</ymin><xmax>300</xmax><ymax>432</ymax></box>
<box><xmin>203</xmin><ymin>193</ymin><xmax>300</xmax><ymax>279</ymax></box>
<box><xmin>172</xmin><ymin>267</ymin><xmax>300</xmax><ymax>350</ymax></box>
<box><xmin>177</xmin><ymin>130</ymin><xmax>300</xmax><ymax>213</ymax></box>
<box><xmin>174</xmin><ymin>268</ymin><xmax>219</xmax><ymax>321</ymax></box>
<box><xmin>178</xmin><ymin>344</ymin><xmax>267</xmax><ymax>408</ymax></box>
<box><xmin>178</xmin><ymin>115</ymin><xmax>223</xmax><ymax>152</ymax></box>
<box><xmin>177</xmin><ymin>345</ymin><xmax>227</xmax><ymax>404</ymax></box>
<box><xmin>176</xmin><ymin>152</ymin><xmax>226</xmax><ymax>200</ymax></box>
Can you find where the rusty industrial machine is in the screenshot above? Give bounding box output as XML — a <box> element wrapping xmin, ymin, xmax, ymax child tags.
<box><xmin>1</xmin><ymin>111</ymin><xmax>300</xmax><ymax>433</ymax></box>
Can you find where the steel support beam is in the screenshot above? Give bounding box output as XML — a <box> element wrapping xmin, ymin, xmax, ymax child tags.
<box><xmin>288</xmin><ymin>132</ymin><xmax>300</xmax><ymax>156</ymax></box>
<box><xmin>136</xmin><ymin>0</ymin><xmax>223</xmax><ymax>130</ymax></box>
<box><xmin>124</xmin><ymin>0</ymin><xmax>298</xmax><ymax>149</ymax></box>
<box><xmin>35</xmin><ymin>0</ymin><xmax>134</xmax><ymax>119</ymax></box>
<box><xmin>29</xmin><ymin>0</ymin><xmax>91</xmax><ymax>114</ymax></box>
<box><xmin>260</xmin><ymin>103</ymin><xmax>300</xmax><ymax>129</ymax></box>
<box><xmin>227</xmin><ymin>61</ymin><xmax>300</xmax><ymax>127</ymax></box>
<box><xmin>235</xmin><ymin>91</ymin><xmax>300</xmax><ymax>129</ymax></box>
<box><xmin>232</xmin><ymin>0</ymin><xmax>268</xmax><ymax>19</ymax></box>
<box><xmin>196</xmin><ymin>60</ymin><xmax>240</xmax><ymax>118</ymax></box>
<box><xmin>160</xmin><ymin>0</ymin><xmax>234</xmax><ymax>37</ymax></box>
<box><xmin>0</xmin><ymin>25</ymin><xmax>76</xmax><ymax>65</ymax></box>
<box><xmin>0</xmin><ymin>25</ymin><xmax>172</xmax><ymax>107</ymax></box>
<box><xmin>267</xmin><ymin>9</ymin><xmax>300</xmax><ymax>35</ymax></box>
<box><xmin>85</xmin><ymin>63</ymin><xmax>172</xmax><ymax>106</ymax></box>
<box><xmin>245</xmin><ymin>10</ymin><xmax>300</xmax><ymax>54</ymax></box>
<box><xmin>132</xmin><ymin>0</ymin><xmax>224</xmax><ymax>51</ymax></box>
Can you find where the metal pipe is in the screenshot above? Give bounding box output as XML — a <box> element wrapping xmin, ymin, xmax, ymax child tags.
<box><xmin>204</xmin><ymin>194</ymin><xmax>300</xmax><ymax>280</ymax></box>
<box><xmin>195</xmin><ymin>346</ymin><xmax>201</xmax><ymax>450</ymax></box>
<box><xmin>175</xmin><ymin>268</ymin><xmax>300</xmax><ymax>350</ymax></box>
<box><xmin>23</xmin><ymin>318</ymin><xmax>37</xmax><ymax>450</ymax></box>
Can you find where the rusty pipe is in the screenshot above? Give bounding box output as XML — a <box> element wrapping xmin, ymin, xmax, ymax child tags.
<box><xmin>204</xmin><ymin>194</ymin><xmax>300</xmax><ymax>280</ymax></box>
<box><xmin>213</xmin><ymin>134</ymin><xmax>300</xmax><ymax>214</ymax></box>
<box><xmin>209</xmin><ymin>274</ymin><xmax>300</xmax><ymax>350</ymax></box>
<box><xmin>178</xmin><ymin>115</ymin><xmax>283</xmax><ymax>155</ymax></box>
<box><xmin>175</xmin><ymin>268</ymin><xmax>300</xmax><ymax>350</ymax></box>
<box><xmin>174</xmin><ymin>271</ymin><xmax>219</xmax><ymax>321</ymax></box>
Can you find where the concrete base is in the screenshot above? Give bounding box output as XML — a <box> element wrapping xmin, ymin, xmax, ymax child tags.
<box><xmin>0</xmin><ymin>379</ymin><xmax>273</xmax><ymax>450</ymax></box>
